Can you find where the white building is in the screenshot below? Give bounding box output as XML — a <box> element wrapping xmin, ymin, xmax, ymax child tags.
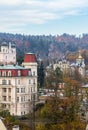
<box><xmin>70</xmin><ymin>50</ymin><xmax>85</xmax><ymax>77</ymax></box>
<box><xmin>0</xmin><ymin>42</ymin><xmax>37</xmax><ymax>116</ymax></box>
<box><xmin>0</xmin><ymin>42</ymin><xmax>16</xmax><ymax>65</ymax></box>
<box><xmin>53</xmin><ymin>59</ymin><xmax>70</xmax><ymax>74</ymax></box>
<box><xmin>0</xmin><ymin>118</ymin><xmax>7</xmax><ymax>130</ymax></box>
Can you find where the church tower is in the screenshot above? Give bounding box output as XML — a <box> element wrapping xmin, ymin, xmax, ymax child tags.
<box><xmin>76</xmin><ymin>50</ymin><xmax>85</xmax><ymax>76</ymax></box>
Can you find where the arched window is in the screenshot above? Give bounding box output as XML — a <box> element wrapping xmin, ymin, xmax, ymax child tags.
<box><xmin>8</xmin><ymin>71</ymin><xmax>11</xmax><ymax>76</ymax></box>
<box><xmin>18</xmin><ymin>70</ymin><xmax>21</xmax><ymax>76</ymax></box>
<box><xmin>2</xmin><ymin>71</ymin><xmax>6</xmax><ymax>76</ymax></box>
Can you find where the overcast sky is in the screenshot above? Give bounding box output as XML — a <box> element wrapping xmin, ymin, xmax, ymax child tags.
<box><xmin>0</xmin><ymin>0</ymin><xmax>88</xmax><ymax>36</ymax></box>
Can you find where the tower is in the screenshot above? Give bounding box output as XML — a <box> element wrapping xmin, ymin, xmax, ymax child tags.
<box><xmin>76</xmin><ymin>50</ymin><xmax>85</xmax><ymax>76</ymax></box>
<box><xmin>0</xmin><ymin>42</ymin><xmax>16</xmax><ymax>64</ymax></box>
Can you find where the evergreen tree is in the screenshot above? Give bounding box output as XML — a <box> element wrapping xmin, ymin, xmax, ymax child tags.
<box><xmin>38</xmin><ymin>61</ymin><xmax>45</xmax><ymax>88</ymax></box>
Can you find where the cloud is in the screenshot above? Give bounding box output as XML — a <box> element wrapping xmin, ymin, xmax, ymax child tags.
<box><xmin>0</xmin><ymin>0</ymin><xmax>21</xmax><ymax>5</ymax></box>
<box><xmin>0</xmin><ymin>0</ymin><xmax>88</xmax><ymax>33</ymax></box>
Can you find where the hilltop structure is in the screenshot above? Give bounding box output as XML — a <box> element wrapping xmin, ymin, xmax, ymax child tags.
<box><xmin>0</xmin><ymin>42</ymin><xmax>37</xmax><ymax>116</ymax></box>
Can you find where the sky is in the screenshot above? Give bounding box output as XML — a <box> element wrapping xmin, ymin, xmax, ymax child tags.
<box><xmin>0</xmin><ymin>0</ymin><xmax>88</xmax><ymax>36</ymax></box>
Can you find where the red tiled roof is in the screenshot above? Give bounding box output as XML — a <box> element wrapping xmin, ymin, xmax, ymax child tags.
<box><xmin>24</xmin><ymin>53</ymin><xmax>36</xmax><ymax>62</ymax></box>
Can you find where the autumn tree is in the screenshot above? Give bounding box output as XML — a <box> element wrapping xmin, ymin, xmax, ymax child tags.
<box><xmin>39</xmin><ymin>67</ymin><xmax>64</xmax><ymax>124</ymax></box>
<box><xmin>45</xmin><ymin>67</ymin><xmax>63</xmax><ymax>96</ymax></box>
<box><xmin>63</xmin><ymin>77</ymin><xmax>81</xmax><ymax>122</ymax></box>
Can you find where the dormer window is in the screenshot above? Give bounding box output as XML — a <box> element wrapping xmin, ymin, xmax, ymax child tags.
<box><xmin>2</xmin><ymin>71</ymin><xmax>6</xmax><ymax>77</ymax></box>
<box><xmin>8</xmin><ymin>71</ymin><xmax>11</xmax><ymax>76</ymax></box>
<box><xmin>18</xmin><ymin>70</ymin><xmax>21</xmax><ymax>76</ymax></box>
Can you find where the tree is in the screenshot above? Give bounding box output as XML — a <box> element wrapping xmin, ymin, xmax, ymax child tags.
<box><xmin>63</xmin><ymin>77</ymin><xmax>81</xmax><ymax>122</ymax></box>
<box><xmin>45</xmin><ymin>67</ymin><xmax>63</xmax><ymax>96</ymax></box>
<box><xmin>38</xmin><ymin>61</ymin><xmax>45</xmax><ymax>88</ymax></box>
<box><xmin>39</xmin><ymin>67</ymin><xmax>64</xmax><ymax>124</ymax></box>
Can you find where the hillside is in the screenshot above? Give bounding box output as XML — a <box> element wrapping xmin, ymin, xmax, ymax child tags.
<box><xmin>0</xmin><ymin>33</ymin><xmax>88</xmax><ymax>63</ymax></box>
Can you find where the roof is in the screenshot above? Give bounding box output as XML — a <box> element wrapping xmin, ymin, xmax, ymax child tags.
<box><xmin>82</xmin><ymin>84</ymin><xmax>88</xmax><ymax>88</ymax></box>
<box><xmin>0</xmin><ymin>64</ymin><xmax>25</xmax><ymax>70</ymax></box>
<box><xmin>78</xmin><ymin>55</ymin><xmax>82</xmax><ymax>59</ymax></box>
<box><xmin>1</xmin><ymin>42</ymin><xmax>8</xmax><ymax>46</ymax></box>
<box><xmin>24</xmin><ymin>53</ymin><xmax>37</xmax><ymax>63</ymax></box>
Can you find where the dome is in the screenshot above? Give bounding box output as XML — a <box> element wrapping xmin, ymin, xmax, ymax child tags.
<box><xmin>78</xmin><ymin>55</ymin><xmax>82</xmax><ymax>59</ymax></box>
<box><xmin>1</xmin><ymin>42</ymin><xmax>8</xmax><ymax>46</ymax></box>
<box><xmin>77</xmin><ymin>50</ymin><xmax>83</xmax><ymax>59</ymax></box>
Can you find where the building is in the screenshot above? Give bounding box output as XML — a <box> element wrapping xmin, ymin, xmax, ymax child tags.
<box><xmin>53</xmin><ymin>50</ymin><xmax>85</xmax><ymax>77</ymax></box>
<box><xmin>53</xmin><ymin>59</ymin><xmax>70</xmax><ymax>75</ymax></box>
<box><xmin>0</xmin><ymin>118</ymin><xmax>7</xmax><ymax>130</ymax></box>
<box><xmin>0</xmin><ymin>42</ymin><xmax>37</xmax><ymax>116</ymax></box>
<box><xmin>0</xmin><ymin>42</ymin><xmax>16</xmax><ymax>65</ymax></box>
<box><xmin>70</xmin><ymin>50</ymin><xmax>85</xmax><ymax>77</ymax></box>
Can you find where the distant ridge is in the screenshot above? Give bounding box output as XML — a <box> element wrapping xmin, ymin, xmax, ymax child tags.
<box><xmin>0</xmin><ymin>33</ymin><xmax>88</xmax><ymax>63</ymax></box>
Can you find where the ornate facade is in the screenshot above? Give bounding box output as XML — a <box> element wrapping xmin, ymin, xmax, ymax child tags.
<box><xmin>0</xmin><ymin>42</ymin><xmax>37</xmax><ymax>116</ymax></box>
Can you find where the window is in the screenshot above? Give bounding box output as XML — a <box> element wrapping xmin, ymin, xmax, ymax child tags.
<box><xmin>31</xmin><ymin>87</ymin><xmax>32</xmax><ymax>92</ymax></box>
<box><xmin>24</xmin><ymin>96</ymin><xmax>25</xmax><ymax>101</ymax></box>
<box><xmin>8</xmin><ymin>96</ymin><xmax>11</xmax><ymax>101</ymax></box>
<box><xmin>8</xmin><ymin>80</ymin><xmax>11</xmax><ymax>85</ymax></box>
<box><xmin>2</xmin><ymin>104</ymin><xmax>6</xmax><ymax>108</ymax></box>
<box><xmin>3</xmin><ymin>96</ymin><xmax>6</xmax><ymax>101</ymax></box>
<box><xmin>3</xmin><ymin>49</ymin><xmax>5</xmax><ymax>52</ymax></box>
<box><xmin>33</xmin><ymin>79</ymin><xmax>35</xmax><ymax>84</ymax></box>
<box><xmin>8</xmin><ymin>88</ymin><xmax>11</xmax><ymax>93</ymax></box>
<box><xmin>33</xmin><ymin>71</ymin><xmax>35</xmax><ymax>76</ymax></box>
<box><xmin>8</xmin><ymin>71</ymin><xmax>11</xmax><ymax>76</ymax></box>
<box><xmin>18</xmin><ymin>80</ymin><xmax>20</xmax><ymax>85</ymax></box>
<box><xmin>2</xmin><ymin>71</ymin><xmax>6</xmax><ymax>76</ymax></box>
<box><xmin>29</xmin><ymin>79</ymin><xmax>31</xmax><ymax>84</ymax></box>
<box><xmin>17</xmin><ymin>97</ymin><xmax>19</xmax><ymax>102</ymax></box>
<box><xmin>28</xmin><ymin>71</ymin><xmax>31</xmax><ymax>76</ymax></box>
<box><xmin>2</xmin><ymin>80</ymin><xmax>7</xmax><ymax>85</ymax></box>
<box><xmin>3</xmin><ymin>88</ymin><xmax>6</xmax><ymax>92</ymax></box>
<box><xmin>21</xmin><ymin>97</ymin><xmax>23</xmax><ymax>102</ymax></box>
<box><xmin>18</xmin><ymin>70</ymin><xmax>21</xmax><ymax>76</ymax></box>
<box><xmin>0</xmin><ymin>71</ymin><xmax>1</xmax><ymax>76</ymax></box>
<box><xmin>17</xmin><ymin>88</ymin><xmax>19</xmax><ymax>93</ymax></box>
<box><xmin>33</xmin><ymin>87</ymin><xmax>35</xmax><ymax>92</ymax></box>
<box><xmin>21</xmin><ymin>88</ymin><xmax>24</xmax><ymax>93</ymax></box>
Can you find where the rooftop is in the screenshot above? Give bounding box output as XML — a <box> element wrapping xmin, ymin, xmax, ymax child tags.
<box><xmin>0</xmin><ymin>64</ymin><xmax>25</xmax><ymax>70</ymax></box>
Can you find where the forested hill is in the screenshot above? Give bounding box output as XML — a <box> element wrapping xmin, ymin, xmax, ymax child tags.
<box><xmin>0</xmin><ymin>33</ymin><xmax>88</xmax><ymax>62</ymax></box>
